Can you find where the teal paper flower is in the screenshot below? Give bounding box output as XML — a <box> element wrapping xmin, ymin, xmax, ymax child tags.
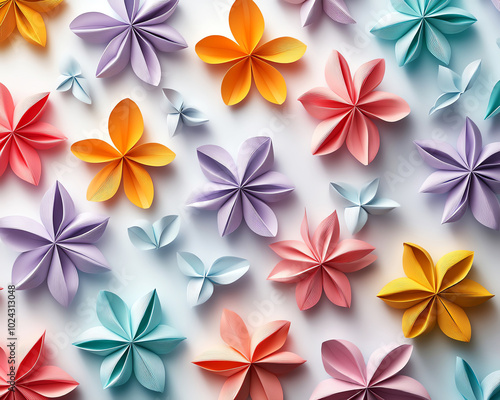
<box><xmin>73</xmin><ymin>289</ymin><xmax>185</xmax><ymax>392</ymax></box>
<box><xmin>371</xmin><ymin>0</ymin><xmax>476</xmax><ymax>66</ymax></box>
<box><xmin>456</xmin><ymin>357</ymin><xmax>500</xmax><ymax>399</ymax></box>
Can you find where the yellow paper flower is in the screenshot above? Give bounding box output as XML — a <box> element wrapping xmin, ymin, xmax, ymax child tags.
<box><xmin>71</xmin><ymin>98</ymin><xmax>175</xmax><ymax>209</ymax></box>
<box><xmin>378</xmin><ymin>243</ymin><xmax>493</xmax><ymax>342</ymax></box>
<box><xmin>0</xmin><ymin>0</ymin><xmax>63</xmax><ymax>46</ymax></box>
<box><xmin>195</xmin><ymin>0</ymin><xmax>306</xmax><ymax>106</ymax></box>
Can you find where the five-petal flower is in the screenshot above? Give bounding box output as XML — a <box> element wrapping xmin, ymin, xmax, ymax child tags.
<box><xmin>56</xmin><ymin>57</ymin><xmax>92</xmax><ymax>104</ymax></box>
<box><xmin>283</xmin><ymin>0</ymin><xmax>355</xmax><ymax>26</ymax></box>
<box><xmin>455</xmin><ymin>357</ymin><xmax>500</xmax><ymax>400</ymax></box>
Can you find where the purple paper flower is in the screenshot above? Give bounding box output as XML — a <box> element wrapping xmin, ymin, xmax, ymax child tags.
<box><xmin>70</xmin><ymin>0</ymin><xmax>187</xmax><ymax>86</ymax></box>
<box><xmin>415</xmin><ymin>117</ymin><xmax>500</xmax><ymax>230</ymax></box>
<box><xmin>0</xmin><ymin>182</ymin><xmax>110</xmax><ymax>306</ymax></box>
<box><xmin>187</xmin><ymin>137</ymin><xmax>294</xmax><ymax>237</ymax></box>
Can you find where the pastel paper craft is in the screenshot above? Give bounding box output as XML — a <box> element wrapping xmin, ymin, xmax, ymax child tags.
<box><xmin>492</xmin><ymin>0</ymin><xmax>500</xmax><ymax>11</ymax></box>
<box><xmin>193</xmin><ymin>309</ymin><xmax>305</xmax><ymax>400</ymax></box>
<box><xmin>455</xmin><ymin>357</ymin><xmax>500</xmax><ymax>400</ymax></box>
<box><xmin>415</xmin><ymin>118</ymin><xmax>500</xmax><ymax>230</ymax></box>
<box><xmin>71</xmin><ymin>98</ymin><xmax>176</xmax><ymax>209</ymax></box>
<box><xmin>310</xmin><ymin>340</ymin><xmax>430</xmax><ymax>400</ymax></box>
<box><xmin>73</xmin><ymin>289</ymin><xmax>185</xmax><ymax>392</ymax></box>
<box><xmin>0</xmin><ymin>181</ymin><xmax>110</xmax><ymax>306</ymax></box>
<box><xmin>331</xmin><ymin>178</ymin><xmax>399</xmax><ymax>234</ymax></box>
<box><xmin>187</xmin><ymin>136</ymin><xmax>294</xmax><ymax>237</ymax></box>
<box><xmin>268</xmin><ymin>211</ymin><xmax>376</xmax><ymax>310</ymax></box>
<box><xmin>371</xmin><ymin>0</ymin><xmax>476</xmax><ymax>66</ymax></box>
<box><xmin>485</xmin><ymin>80</ymin><xmax>500</xmax><ymax>119</ymax></box>
<box><xmin>56</xmin><ymin>58</ymin><xmax>92</xmax><ymax>104</ymax></box>
<box><xmin>177</xmin><ymin>252</ymin><xmax>249</xmax><ymax>306</ymax></box>
<box><xmin>163</xmin><ymin>89</ymin><xmax>208</xmax><ymax>136</ymax></box>
<box><xmin>298</xmin><ymin>50</ymin><xmax>410</xmax><ymax>164</ymax></box>
<box><xmin>0</xmin><ymin>332</ymin><xmax>79</xmax><ymax>400</ymax></box>
<box><xmin>128</xmin><ymin>215</ymin><xmax>180</xmax><ymax>250</ymax></box>
<box><xmin>430</xmin><ymin>60</ymin><xmax>481</xmax><ymax>115</ymax></box>
<box><xmin>70</xmin><ymin>0</ymin><xmax>187</xmax><ymax>85</ymax></box>
<box><xmin>282</xmin><ymin>0</ymin><xmax>355</xmax><ymax>26</ymax></box>
<box><xmin>195</xmin><ymin>0</ymin><xmax>307</xmax><ymax>105</ymax></box>
<box><xmin>378</xmin><ymin>243</ymin><xmax>493</xmax><ymax>342</ymax></box>
<box><xmin>0</xmin><ymin>83</ymin><xmax>66</xmax><ymax>185</ymax></box>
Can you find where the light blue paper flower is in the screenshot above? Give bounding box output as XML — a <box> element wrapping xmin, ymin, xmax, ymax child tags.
<box><xmin>456</xmin><ymin>357</ymin><xmax>500</xmax><ymax>400</ymax></box>
<box><xmin>56</xmin><ymin>58</ymin><xmax>92</xmax><ymax>104</ymax></box>
<box><xmin>128</xmin><ymin>215</ymin><xmax>180</xmax><ymax>250</ymax></box>
<box><xmin>163</xmin><ymin>89</ymin><xmax>208</xmax><ymax>136</ymax></box>
<box><xmin>331</xmin><ymin>178</ymin><xmax>399</xmax><ymax>234</ymax></box>
<box><xmin>485</xmin><ymin>80</ymin><xmax>500</xmax><ymax>119</ymax></box>
<box><xmin>177</xmin><ymin>252</ymin><xmax>249</xmax><ymax>306</ymax></box>
<box><xmin>73</xmin><ymin>290</ymin><xmax>185</xmax><ymax>392</ymax></box>
<box><xmin>430</xmin><ymin>59</ymin><xmax>481</xmax><ymax>114</ymax></box>
<box><xmin>371</xmin><ymin>0</ymin><xmax>476</xmax><ymax>66</ymax></box>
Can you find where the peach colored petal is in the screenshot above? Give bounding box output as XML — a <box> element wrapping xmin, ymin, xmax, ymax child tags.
<box><xmin>345</xmin><ymin>111</ymin><xmax>380</xmax><ymax>165</ymax></box>
<box><xmin>250</xmin><ymin>366</ymin><xmax>283</xmax><ymax>400</ymax></box>
<box><xmin>221</xmin><ymin>309</ymin><xmax>251</xmax><ymax>358</ymax></box>
<box><xmin>311</xmin><ymin>111</ymin><xmax>352</xmax><ymax>156</ymax></box>
<box><xmin>358</xmin><ymin>91</ymin><xmax>410</xmax><ymax>122</ymax></box>
<box><xmin>311</xmin><ymin>211</ymin><xmax>340</xmax><ymax>261</ymax></box>
<box><xmin>322</xmin><ymin>268</ymin><xmax>351</xmax><ymax>307</ymax></box>
<box><xmin>353</xmin><ymin>58</ymin><xmax>385</xmax><ymax>101</ymax></box>
<box><xmin>298</xmin><ymin>87</ymin><xmax>352</xmax><ymax>120</ymax></box>
<box><xmin>255</xmin><ymin>351</ymin><xmax>306</xmax><ymax>374</ymax></box>
<box><xmin>325</xmin><ymin>50</ymin><xmax>354</xmax><ymax>103</ymax></box>
<box><xmin>251</xmin><ymin>321</ymin><xmax>290</xmax><ymax>362</ymax></box>
<box><xmin>267</xmin><ymin>259</ymin><xmax>318</xmax><ymax>283</ymax></box>
<box><xmin>295</xmin><ymin>269</ymin><xmax>323</xmax><ymax>310</ymax></box>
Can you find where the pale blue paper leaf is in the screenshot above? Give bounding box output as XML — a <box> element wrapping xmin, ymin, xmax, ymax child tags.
<box><xmin>100</xmin><ymin>346</ymin><xmax>133</xmax><ymax>389</ymax></box>
<box><xmin>56</xmin><ymin>76</ymin><xmax>73</xmax><ymax>91</ymax></box>
<box><xmin>364</xmin><ymin>198</ymin><xmax>400</xmax><ymax>215</ymax></box>
<box><xmin>136</xmin><ymin>325</ymin><xmax>185</xmax><ymax>354</ymax></box>
<box><xmin>345</xmin><ymin>206</ymin><xmax>368</xmax><ymax>234</ymax></box>
<box><xmin>177</xmin><ymin>252</ymin><xmax>205</xmax><ymax>277</ymax></box>
<box><xmin>132</xmin><ymin>346</ymin><xmax>165</xmax><ymax>392</ymax></box>
<box><xmin>162</xmin><ymin>88</ymin><xmax>184</xmax><ymax>111</ymax></box>
<box><xmin>425</xmin><ymin>22</ymin><xmax>451</xmax><ymax>65</ymax></box>
<box><xmin>167</xmin><ymin>113</ymin><xmax>181</xmax><ymax>136</ymax></box>
<box><xmin>128</xmin><ymin>215</ymin><xmax>180</xmax><ymax>250</ymax></box>
<box><xmin>430</xmin><ymin>92</ymin><xmax>461</xmax><ymax>115</ymax></box>
<box><xmin>57</xmin><ymin>57</ymin><xmax>92</xmax><ymax>104</ymax></box>
<box><xmin>485</xmin><ymin>81</ymin><xmax>500</xmax><ymax>119</ymax></box>
<box><xmin>163</xmin><ymin>88</ymin><xmax>208</xmax><ymax>136</ymax></box>
<box><xmin>64</xmin><ymin>57</ymin><xmax>82</xmax><ymax>76</ymax></box>
<box><xmin>73</xmin><ymin>326</ymin><xmax>128</xmax><ymax>356</ymax></box>
<box><xmin>456</xmin><ymin>357</ymin><xmax>483</xmax><ymax>400</ymax></box>
<box><xmin>181</xmin><ymin>107</ymin><xmax>209</xmax><ymax>126</ymax></box>
<box><xmin>72</xmin><ymin>78</ymin><xmax>92</xmax><ymax>104</ymax></box>
<box><xmin>462</xmin><ymin>60</ymin><xmax>481</xmax><ymax>92</ymax></box>
<box><xmin>131</xmin><ymin>289</ymin><xmax>162</xmax><ymax>340</ymax></box>
<box><xmin>330</xmin><ymin>182</ymin><xmax>359</xmax><ymax>204</ymax></box>
<box><xmin>482</xmin><ymin>371</ymin><xmax>500</xmax><ymax>400</ymax></box>
<box><xmin>97</xmin><ymin>291</ymin><xmax>132</xmax><ymax>339</ymax></box>
<box><xmin>360</xmin><ymin>178</ymin><xmax>379</xmax><ymax>204</ymax></box>
<box><xmin>187</xmin><ymin>277</ymin><xmax>214</xmax><ymax>306</ymax></box>
<box><xmin>128</xmin><ymin>223</ymin><xmax>157</xmax><ymax>250</ymax></box>
<box><xmin>437</xmin><ymin>65</ymin><xmax>461</xmax><ymax>93</ymax></box>
<box><xmin>207</xmin><ymin>256</ymin><xmax>250</xmax><ymax>285</ymax></box>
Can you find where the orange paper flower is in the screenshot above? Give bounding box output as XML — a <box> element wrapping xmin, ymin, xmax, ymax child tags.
<box><xmin>195</xmin><ymin>0</ymin><xmax>307</xmax><ymax>106</ymax></box>
<box><xmin>71</xmin><ymin>98</ymin><xmax>175</xmax><ymax>209</ymax></box>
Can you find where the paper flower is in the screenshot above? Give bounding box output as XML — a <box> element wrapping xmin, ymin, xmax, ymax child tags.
<box><xmin>378</xmin><ymin>243</ymin><xmax>493</xmax><ymax>342</ymax></box>
<box><xmin>268</xmin><ymin>211</ymin><xmax>376</xmax><ymax>310</ymax></box>
<box><xmin>71</xmin><ymin>98</ymin><xmax>175</xmax><ymax>209</ymax></box>
<box><xmin>492</xmin><ymin>0</ymin><xmax>500</xmax><ymax>11</ymax></box>
<box><xmin>331</xmin><ymin>178</ymin><xmax>399</xmax><ymax>234</ymax></box>
<box><xmin>177</xmin><ymin>252</ymin><xmax>249</xmax><ymax>306</ymax></box>
<box><xmin>415</xmin><ymin>118</ymin><xmax>500</xmax><ymax>230</ymax></box>
<box><xmin>283</xmin><ymin>0</ymin><xmax>355</xmax><ymax>26</ymax></box>
<box><xmin>193</xmin><ymin>309</ymin><xmax>305</xmax><ymax>400</ymax></box>
<box><xmin>0</xmin><ymin>0</ymin><xmax>63</xmax><ymax>46</ymax></box>
<box><xmin>56</xmin><ymin>58</ymin><xmax>92</xmax><ymax>104</ymax></box>
<box><xmin>455</xmin><ymin>357</ymin><xmax>500</xmax><ymax>400</ymax></box>
<box><xmin>70</xmin><ymin>0</ymin><xmax>187</xmax><ymax>85</ymax></box>
<box><xmin>73</xmin><ymin>290</ymin><xmax>185</xmax><ymax>392</ymax></box>
<box><xmin>298</xmin><ymin>51</ymin><xmax>410</xmax><ymax>164</ymax></box>
<box><xmin>195</xmin><ymin>0</ymin><xmax>306</xmax><ymax>105</ymax></box>
<box><xmin>371</xmin><ymin>0</ymin><xmax>476</xmax><ymax>66</ymax></box>
<box><xmin>162</xmin><ymin>89</ymin><xmax>208</xmax><ymax>136</ymax></box>
<box><xmin>187</xmin><ymin>136</ymin><xmax>294</xmax><ymax>237</ymax></box>
<box><xmin>0</xmin><ymin>332</ymin><xmax>79</xmax><ymax>400</ymax></box>
<box><xmin>0</xmin><ymin>83</ymin><xmax>66</xmax><ymax>185</ymax></box>
<box><xmin>485</xmin><ymin>80</ymin><xmax>500</xmax><ymax>119</ymax></box>
<box><xmin>128</xmin><ymin>215</ymin><xmax>180</xmax><ymax>250</ymax></box>
<box><xmin>310</xmin><ymin>340</ymin><xmax>430</xmax><ymax>400</ymax></box>
<box><xmin>0</xmin><ymin>181</ymin><xmax>110</xmax><ymax>306</ymax></box>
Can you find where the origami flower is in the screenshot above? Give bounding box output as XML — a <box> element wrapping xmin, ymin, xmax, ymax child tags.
<box><xmin>193</xmin><ymin>309</ymin><xmax>305</xmax><ymax>400</ymax></box>
<box><xmin>177</xmin><ymin>252</ymin><xmax>249</xmax><ymax>306</ymax></box>
<box><xmin>310</xmin><ymin>340</ymin><xmax>430</xmax><ymax>400</ymax></box>
<box><xmin>455</xmin><ymin>357</ymin><xmax>500</xmax><ymax>400</ymax></box>
<box><xmin>56</xmin><ymin>58</ymin><xmax>92</xmax><ymax>104</ymax></box>
<box><xmin>415</xmin><ymin>118</ymin><xmax>500</xmax><ymax>230</ymax></box>
<box><xmin>268</xmin><ymin>211</ymin><xmax>377</xmax><ymax>310</ymax></box>
<box><xmin>128</xmin><ymin>215</ymin><xmax>180</xmax><ymax>250</ymax></box>
<box><xmin>0</xmin><ymin>0</ymin><xmax>63</xmax><ymax>46</ymax></box>
<box><xmin>187</xmin><ymin>136</ymin><xmax>294</xmax><ymax>237</ymax></box>
<box><xmin>331</xmin><ymin>178</ymin><xmax>399</xmax><ymax>234</ymax></box>
<box><xmin>70</xmin><ymin>0</ymin><xmax>187</xmax><ymax>85</ymax></box>
<box><xmin>298</xmin><ymin>51</ymin><xmax>410</xmax><ymax>164</ymax></box>
<box><xmin>195</xmin><ymin>0</ymin><xmax>307</xmax><ymax>105</ymax></box>
<box><xmin>0</xmin><ymin>83</ymin><xmax>66</xmax><ymax>185</ymax></box>
<box><xmin>371</xmin><ymin>0</ymin><xmax>476</xmax><ymax>66</ymax></box>
<box><xmin>0</xmin><ymin>332</ymin><xmax>79</xmax><ymax>400</ymax></box>
<box><xmin>71</xmin><ymin>98</ymin><xmax>175</xmax><ymax>209</ymax></box>
<box><xmin>492</xmin><ymin>0</ymin><xmax>500</xmax><ymax>11</ymax></box>
<box><xmin>73</xmin><ymin>290</ymin><xmax>185</xmax><ymax>392</ymax></box>
<box><xmin>485</xmin><ymin>80</ymin><xmax>500</xmax><ymax>119</ymax></box>
<box><xmin>378</xmin><ymin>243</ymin><xmax>493</xmax><ymax>342</ymax></box>
<box><xmin>163</xmin><ymin>89</ymin><xmax>208</xmax><ymax>136</ymax></box>
<box><xmin>0</xmin><ymin>181</ymin><xmax>110</xmax><ymax>306</ymax></box>
<box><xmin>283</xmin><ymin>0</ymin><xmax>355</xmax><ymax>26</ymax></box>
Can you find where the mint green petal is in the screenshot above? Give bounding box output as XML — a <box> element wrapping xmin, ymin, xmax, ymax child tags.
<box><xmin>132</xmin><ymin>346</ymin><xmax>166</xmax><ymax>392</ymax></box>
<box><xmin>136</xmin><ymin>324</ymin><xmax>186</xmax><ymax>355</ymax></box>
<box><xmin>455</xmin><ymin>357</ymin><xmax>483</xmax><ymax>400</ymax></box>
<box><xmin>131</xmin><ymin>289</ymin><xmax>162</xmax><ymax>340</ymax></box>
<box><xmin>101</xmin><ymin>346</ymin><xmax>133</xmax><ymax>389</ymax></box>
<box><xmin>424</xmin><ymin>21</ymin><xmax>451</xmax><ymax>64</ymax></box>
<box><xmin>96</xmin><ymin>291</ymin><xmax>132</xmax><ymax>340</ymax></box>
<box><xmin>429</xmin><ymin>7</ymin><xmax>476</xmax><ymax>34</ymax></box>
<box><xmin>482</xmin><ymin>371</ymin><xmax>500</xmax><ymax>400</ymax></box>
<box><xmin>485</xmin><ymin>81</ymin><xmax>500</xmax><ymax>119</ymax></box>
<box><xmin>395</xmin><ymin>22</ymin><xmax>424</xmax><ymax>66</ymax></box>
<box><xmin>73</xmin><ymin>326</ymin><xmax>128</xmax><ymax>356</ymax></box>
<box><xmin>371</xmin><ymin>12</ymin><xmax>419</xmax><ymax>40</ymax></box>
<box><xmin>424</xmin><ymin>0</ymin><xmax>449</xmax><ymax>14</ymax></box>
<box><xmin>390</xmin><ymin>0</ymin><xmax>420</xmax><ymax>16</ymax></box>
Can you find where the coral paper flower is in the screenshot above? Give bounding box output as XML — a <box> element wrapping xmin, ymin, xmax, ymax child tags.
<box><xmin>268</xmin><ymin>211</ymin><xmax>376</xmax><ymax>310</ymax></box>
<box><xmin>0</xmin><ymin>0</ymin><xmax>63</xmax><ymax>46</ymax></box>
<box><xmin>71</xmin><ymin>98</ymin><xmax>175</xmax><ymax>209</ymax></box>
<box><xmin>298</xmin><ymin>51</ymin><xmax>410</xmax><ymax>164</ymax></box>
<box><xmin>195</xmin><ymin>0</ymin><xmax>307</xmax><ymax>105</ymax></box>
<box><xmin>0</xmin><ymin>332</ymin><xmax>79</xmax><ymax>400</ymax></box>
<box><xmin>193</xmin><ymin>309</ymin><xmax>305</xmax><ymax>400</ymax></box>
<box><xmin>378</xmin><ymin>243</ymin><xmax>493</xmax><ymax>342</ymax></box>
<box><xmin>0</xmin><ymin>83</ymin><xmax>66</xmax><ymax>185</ymax></box>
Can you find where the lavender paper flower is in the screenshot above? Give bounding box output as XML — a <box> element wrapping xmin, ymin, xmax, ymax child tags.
<box><xmin>187</xmin><ymin>136</ymin><xmax>294</xmax><ymax>237</ymax></box>
<box><xmin>415</xmin><ymin>118</ymin><xmax>500</xmax><ymax>230</ymax></box>
<box><xmin>70</xmin><ymin>0</ymin><xmax>187</xmax><ymax>86</ymax></box>
<box><xmin>0</xmin><ymin>182</ymin><xmax>110</xmax><ymax>306</ymax></box>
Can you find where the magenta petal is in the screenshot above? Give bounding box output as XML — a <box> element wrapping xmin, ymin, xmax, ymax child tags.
<box><xmin>96</xmin><ymin>29</ymin><xmax>132</xmax><ymax>78</ymax></box>
<box><xmin>61</xmin><ymin>244</ymin><xmax>110</xmax><ymax>273</ymax></box>
<box><xmin>0</xmin><ymin>216</ymin><xmax>50</xmax><ymax>251</ymax></box>
<box><xmin>70</xmin><ymin>12</ymin><xmax>128</xmax><ymax>44</ymax></box>
<box><xmin>241</xmin><ymin>193</ymin><xmax>278</xmax><ymax>237</ymax></box>
<box><xmin>137</xmin><ymin>24</ymin><xmax>187</xmax><ymax>52</ymax></box>
<box><xmin>130</xmin><ymin>31</ymin><xmax>162</xmax><ymax>85</ymax></box>
<box><xmin>469</xmin><ymin>175</ymin><xmax>500</xmax><ymax>229</ymax></box>
<box><xmin>12</xmin><ymin>246</ymin><xmax>53</xmax><ymax>290</ymax></box>
<box><xmin>217</xmin><ymin>193</ymin><xmax>243</xmax><ymax>237</ymax></box>
<box><xmin>47</xmin><ymin>249</ymin><xmax>79</xmax><ymax>307</ymax></box>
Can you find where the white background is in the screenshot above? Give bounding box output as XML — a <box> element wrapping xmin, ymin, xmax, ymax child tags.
<box><xmin>1</xmin><ymin>0</ymin><xmax>500</xmax><ymax>399</ymax></box>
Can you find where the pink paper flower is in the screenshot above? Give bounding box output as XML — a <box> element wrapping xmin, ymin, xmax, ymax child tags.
<box><xmin>268</xmin><ymin>211</ymin><xmax>376</xmax><ymax>310</ymax></box>
<box><xmin>299</xmin><ymin>50</ymin><xmax>410</xmax><ymax>164</ymax></box>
